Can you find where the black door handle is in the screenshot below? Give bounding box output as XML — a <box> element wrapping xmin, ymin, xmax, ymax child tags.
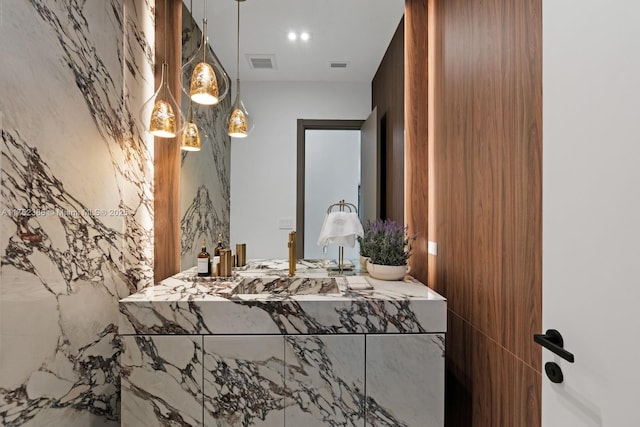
<box><xmin>534</xmin><ymin>329</ymin><xmax>575</xmax><ymax>363</ymax></box>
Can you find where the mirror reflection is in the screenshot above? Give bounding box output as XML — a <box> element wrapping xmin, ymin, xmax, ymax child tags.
<box><xmin>180</xmin><ymin>0</ymin><xmax>404</xmax><ymax>268</ymax></box>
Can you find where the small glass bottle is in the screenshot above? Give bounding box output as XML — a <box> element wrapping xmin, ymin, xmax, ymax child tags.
<box><xmin>214</xmin><ymin>233</ymin><xmax>224</xmax><ymax>256</ymax></box>
<box><xmin>197</xmin><ymin>239</ymin><xmax>211</xmax><ymax>277</ymax></box>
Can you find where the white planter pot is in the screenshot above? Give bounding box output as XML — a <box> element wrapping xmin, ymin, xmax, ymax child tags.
<box><xmin>366</xmin><ymin>262</ymin><xmax>409</xmax><ymax>281</ymax></box>
<box><xmin>360</xmin><ymin>256</ymin><xmax>370</xmax><ymax>272</ymax></box>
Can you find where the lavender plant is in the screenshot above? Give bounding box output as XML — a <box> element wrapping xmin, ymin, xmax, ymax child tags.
<box><xmin>357</xmin><ymin>219</ymin><xmax>376</xmax><ymax>258</ymax></box>
<box><xmin>362</xmin><ymin>219</ymin><xmax>417</xmax><ymax>266</ymax></box>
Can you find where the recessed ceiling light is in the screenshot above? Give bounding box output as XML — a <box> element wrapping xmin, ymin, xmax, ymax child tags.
<box><xmin>300</xmin><ymin>32</ymin><xmax>310</xmax><ymax>41</ymax></box>
<box><xmin>287</xmin><ymin>31</ymin><xmax>297</xmax><ymax>41</ymax></box>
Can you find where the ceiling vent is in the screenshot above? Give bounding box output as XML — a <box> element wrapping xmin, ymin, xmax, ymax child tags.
<box><xmin>246</xmin><ymin>54</ymin><xmax>277</xmax><ymax>70</ymax></box>
<box><xmin>330</xmin><ymin>62</ymin><xmax>349</xmax><ymax>69</ymax></box>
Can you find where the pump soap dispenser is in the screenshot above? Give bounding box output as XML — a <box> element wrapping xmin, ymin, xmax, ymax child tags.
<box><xmin>197</xmin><ymin>239</ymin><xmax>211</xmax><ymax>277</ymax></box>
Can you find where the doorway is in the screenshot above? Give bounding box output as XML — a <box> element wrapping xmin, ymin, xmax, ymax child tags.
<box><xmin>296</xmin><ymin>119</ymin><xmax>365</xmax><ymax>259</ymax></box>
<box><xmin>304</xmin><ymin>128</ymin><xmax>361</xmax><ymax>260</ymax></box>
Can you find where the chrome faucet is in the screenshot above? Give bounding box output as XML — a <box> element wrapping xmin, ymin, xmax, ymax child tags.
<box><xmin>288</xmin><ymin>231</ymin><xmax>296</xmax><ymax>277</ymax></box>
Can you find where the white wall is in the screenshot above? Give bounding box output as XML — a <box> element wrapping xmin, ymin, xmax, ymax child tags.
<box><xmin>304</xmin><ymin>129</ymin><xmax>361</xmax><ymax>261</ymax></box>
<box><xmin>230</xmin><ymin>82</ymin><xmax>371</xmax><ymax>259</ymax></box>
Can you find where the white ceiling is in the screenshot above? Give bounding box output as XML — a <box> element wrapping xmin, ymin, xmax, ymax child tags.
<box><xmin>186</xmin><ymin>0</ymin><xmax>405</xmax><ymax>83</ymax></box>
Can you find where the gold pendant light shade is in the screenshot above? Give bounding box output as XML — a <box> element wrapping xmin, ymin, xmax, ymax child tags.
<box><xmin>177</xmin><ymin>0</ymin><xmax>254</xmax><ymax>146</ymax></box>
<box><xmin>228</xmin><ymin>108</ymin><xmax>247</xmax><ymax>137</ymax></box>
<box><xmin>190</xmin><ymin>62</ymin><xmax>219</xmax><ymax>105</ymax></box>
<box><xmin>182</xmin><ymin>16</ymin><xmax>229</xmax><ymax>106</ymax></box>
<box><xmin>227</xmin><ymin>81</ymin><xmax>253</xmax><ymax>138</ymax></box>
<box><xmin>181</xmin><ymin>100</ymin><xmax>201</xmax><ymax>151</ymax></box>
<box><xmin>150</xmin><ymin>99</ymin><xmax>177</xmax><ymax>137</ymax></box>
<box><xmin>181</xmin><ymin>121</ymin><xmax>201</xmax><ymax>151</ymax></box>
<box><xmin>140</xmin><ymin>0</ymin><xmax>185</xmax><ymax>138</ymax></box>
<box><xmin>141</xmin><ymin>62</ymin><xmax>183</xmax><ymax>138</ymax></box>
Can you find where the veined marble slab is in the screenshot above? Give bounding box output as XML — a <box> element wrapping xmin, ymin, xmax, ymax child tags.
<box><xmin>0</xmin><ymin>0</ymin><xmax>154</xmax><ymax>425</ymax></box>
<box><xmin>203</xmin><ymin>336</ymin><xmax>285</xmax><ymax>426</ymax></box>
<box><xmin>121</xmin><ymin>335</ymin><xmax>203</xmax><ymax>427</ymax></box>
<box><xmin>119</xmin><ymin>264</ymin><xmax>446</xmax><ymax>336</ymax></box>
<box><xmin>366</xmin><ymin>334</ymin><xmax>445</xmax><ymax>427</ymax></box>
<box><xmin>284</xmin><ymin>335</ymin><xmax>365</xmax><ymax>426</ymax></box>
<box><xmin>123</xmin><ymin>333</ymin><xmax>444</xmax><ymax>427</ymax></box>
<box><xmin>120</xmin><ymin>263</ymin><xmax>446</xmax><ymax>426</ymax></box>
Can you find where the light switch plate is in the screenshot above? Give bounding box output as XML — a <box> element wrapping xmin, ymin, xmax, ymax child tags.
<box><xmin>428</xmin><ymin>241</ymin><xmax>438</xmax><ymax>256</ymax></box>
<box><xmin>279</xmin><ymin>218</ymin><xmax>294</xmax><ymax>230</ymax></box>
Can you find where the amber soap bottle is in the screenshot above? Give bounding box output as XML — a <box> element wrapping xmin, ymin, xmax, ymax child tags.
<box><xmin>197</xmin><ymin>239</ymin><xmax>211</xmax><ymax>277</ymax></box>
<box><xmin>214</xmin><ymin>233</ymin><xmax>224</xmax><ymax>256</ymax></box>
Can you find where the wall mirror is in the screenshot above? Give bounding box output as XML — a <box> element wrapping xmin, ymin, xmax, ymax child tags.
<box><xmin>180</xmin><ymin>0</ymin><xmax>404</xmax><ymax>264</ymax></box>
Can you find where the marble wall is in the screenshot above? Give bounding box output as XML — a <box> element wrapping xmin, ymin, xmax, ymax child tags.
<box><xmin>179</xmin><ymin>6</ymin><xmax>231</xmax><ymax>269</ymax></box>
<box><xmin>0</xmin><ymin>0</ymin><xmax>154</xmax><ymax>425</ymax></box>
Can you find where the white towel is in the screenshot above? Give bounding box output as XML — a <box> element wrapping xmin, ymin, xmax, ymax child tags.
<box><xmin>317</xmin><ymin>211</ymin><xmax>364</xmax><ymax>248</ymax></box>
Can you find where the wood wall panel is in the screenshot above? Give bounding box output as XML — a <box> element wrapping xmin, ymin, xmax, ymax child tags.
<box><xmin>435</xmin><ymin>0</ymin><xmax>542</xmax><ymax>371</ymax></box>
<box><xmin>446</xmin><ymin>312</ymin><xmax>541</xmax><ymax>427</ymax></box>
<box><xmin>405</xmin><ymin>0</ymin><xmax>542</xmax><ymax>424</ymax></box>
<box><xmin>372</xmin><ymin>19</ymin><xmax>405</xmax><ymax>224</ymax></box>
<box><xmin>154</xmin><ymin>0</ymin><xmax>182</xmax><ymax>283</ymax></box>
<box><xmin>405</xmin><ymin>0</ymin><xmax>430</xmax><ymax>284</ymax></box>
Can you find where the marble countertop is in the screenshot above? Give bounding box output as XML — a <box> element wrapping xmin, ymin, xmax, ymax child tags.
<box><xmin>119</xmin><ymin>260</ymin><xmax>446</xmax><ymax>335</ymax></box>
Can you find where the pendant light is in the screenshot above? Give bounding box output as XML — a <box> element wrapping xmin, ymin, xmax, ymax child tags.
<box><xmin>180</xmin><ymin>0</ymin><xmax>201</xmax><ymax>151</ymax></box>
<box><xmin>140</xmin><ymin>0</ymin><xmax>183</xmax><ymax>138</ymax></box>
<box><xmin>183</xmin><ymin>0</ymin><xmax>230</xmax><ymax>106</ymax></box>
<box><xmin>181</xmin><ymin>101</ymin><xmax>201</xmax><ymax>151</ymax></box>
<box><xmin>228</xmin><ymin>0</ymin><xmax>254</xmax><ymax>138</ymax></box>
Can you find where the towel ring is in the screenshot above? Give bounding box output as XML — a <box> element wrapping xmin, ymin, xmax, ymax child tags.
<box><xmin>327</xmin><ymin>201</ymin><xmax>358</xmax><ymax>214</ymax></box>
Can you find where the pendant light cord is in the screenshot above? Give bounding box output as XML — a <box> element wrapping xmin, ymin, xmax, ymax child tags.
<box><xmin>190</xmin><ymin>0</ymin><xmax>193</xmax><ymax>32</ymax></box>
<box><xmin>187</xmin><ymin>0</ymin><xmax>194</xmax><ymax>121</ymax></box>
<box><xmin>163</xmin><ymin>0</ymin><xmax>167</xmax><ymax>61</ymax></box>
<box><xmin>236</xmin><ymin>0</ymin><xmax>240</xmax><ymax>82</ymax></box>
<box><xmin>162</xmin><ymin>0</ymin><xmax>167</xmax><ymax>98</ymax></box>
<box><xmin>203</xmin><ymin>0</ymin><xmax>207</xmax><ymax>62</ymax></box>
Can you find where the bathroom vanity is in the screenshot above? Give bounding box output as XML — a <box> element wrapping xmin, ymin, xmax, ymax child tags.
<box><xmin>118</xmin><ymin>261</ymin><xmax>446</xmax><ymax>426</ymax></box>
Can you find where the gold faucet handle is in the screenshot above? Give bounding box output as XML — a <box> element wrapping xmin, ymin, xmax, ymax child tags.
<box><xmin>288</xmin><ymin>231</ymin><xmax>296</xmax><ymax>276</ymax></box>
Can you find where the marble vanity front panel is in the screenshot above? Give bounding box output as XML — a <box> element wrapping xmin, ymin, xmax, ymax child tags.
<box><xmin>121</xmin><ymin>335</ymin><xmax>204</xmax><ymax>427</ymax></box>
<box><xmin>192</xmin><ymin>335</ymin><xmax>369</xmax><ymax>427</ymax></box>
<box><xmin>284</xmin><ymin>335</ymin><xmax>365</xmax><ymax>427</ymax></box>
<box><xmin>203</xmin><ymin>336</ymin><xmax>285</xmax><ymax>426</ymax></box>
<box><xmin>366</xmin><ymin>334</ymin><xmax>445</xmax><ymax>427</ymax></box>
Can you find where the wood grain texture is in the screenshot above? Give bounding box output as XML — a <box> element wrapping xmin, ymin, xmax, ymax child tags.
<box><xmin>372</xmin><ymin>19</ymin><xmax>405</xmax><ymax>224</ymax></box>
<box><xmin>153</xmin><ymin>0</ymin><xmax>182</xmax><ymax>283</ymax></box>
<box><xmin>405</xmin><ymin>0</ymin><xmax>430</xmax><ymax>287</ymax></box>
<box><xmin>432</xmin><ymin>0</ymin><xmax>542</xmax><ymax>369</ymax></box>
<box><xmin>405</xmin><ymin>0</ymin><xmax>542</xmax><ymax>424</ymax></box>
<box><xmin>446</xmin><ymin>312</ymin><xmax>541</xmax><ymax>427</ymax></box>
